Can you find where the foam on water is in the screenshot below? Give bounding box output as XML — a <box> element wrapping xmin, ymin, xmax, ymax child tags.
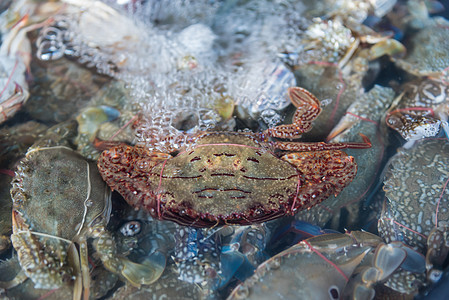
<box><xmin>228</xmin><ymin>59</ymin><xmax>296</xmax><ymax>127</ymax></box>
<box><xmin>35</xmin><ymin>0</ymin><xmax>312</xmax><ymax>151</ymax></box>
<box><xmin>120</xmin><ymin>0</ymin><xmax>223</xmax><ymax>30</ymax></box>
<box><xmin>133</xmin><ymin>64</ymin><xmax>228</xmax><ymax>151</ymax></box>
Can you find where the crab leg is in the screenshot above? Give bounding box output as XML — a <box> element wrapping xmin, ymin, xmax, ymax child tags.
<box><xmin>92</xmin><ymin>227</ymin><xmax>165</xmax><ymax>287</ymax></box>
<box><xmin>68</xmin><ymin>243</ymin><xmax>83</xmax><ymax>300</ymax></box>
<box><xmin>264</xmin><ymin>87</ymin><xmax>322</xmax><ymax>139</ymax></box>
<box><xmin>0</xmin><ymin>269</ymin><xmax>28</xmax><ymax>289</ymax></box>
<box><xmin>426</xmin><ymin>226</ymin><xmax>449</xmax><ymax>283</ymax></box>
<box><xmin>77</xmin><ymin>237</ymin><xmax>90</xmax><ymax>300</ymax></box>
<box><xmin>282</xmin><ymin>150</ymin><xmax>357</xmax><ymax>212</ymax></box>
<box><xmin>272</xmin><ymin>134</ymin><xmax>371</xmax><ymax>152</ymax></box>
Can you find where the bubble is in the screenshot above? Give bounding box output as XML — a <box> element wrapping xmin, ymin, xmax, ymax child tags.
<box><xmin>261</xmin><ymin>109</ymin><xmax>282</xmax><ymax>127</ymax></box>
<box><xmin>320</xmin><ymin>98</ymin><xmax>334</xmax><ymax>107</ymax></box>
<box><xmin>34</xmin><ymin>0</ymin><xmax>315</xmax><ymax>156</ymax></box>
<box><xmin>229</xmin><ymin>59</ymin><xmax>296</xmax><ymax>121</ymax></box>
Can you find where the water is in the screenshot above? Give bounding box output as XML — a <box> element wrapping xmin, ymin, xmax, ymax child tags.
<box><xmin>1</xmin><ymin>0</ymin><xmax>449</xmax><ymax>299</ymax></box>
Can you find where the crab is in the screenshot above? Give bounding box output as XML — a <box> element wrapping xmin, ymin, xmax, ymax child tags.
<box><xmin>10</xmin><ymin>146</ymin><xmax>165</xmax><ymax>299</ymax></box>
<box><xmin>227</xmin><ymin>230</ymin><xmax>425</xmax><ymax>300</ymax></box>
<box><xmin>0</xmin><ymin>256</ymin><xmax>118</xmax><ymax>299</ymax></box>
<box><xmin>97</xmin><ymin>87</ymin><xmax>371</xmax><ymax>228</ymax></box>
<box><xmin>385</xmin><ymin>77</ymin><xmax>449</xmax><ymax>143</ymax></box>
<box><xmin>378</xmin><ymin>138</ymin><xmax>449</xmax><ymax>293</ymax></box>
<box><xmin>282</xmin><ymin>16</ymin><xmax>405</xmax><ymax>140</ymax></box>
<box><xmin>25</xmin><ymin>55</ymin><xmax>110</xmax><ymax>124</ymax></box>
<box><xmin>110</xmin><ymin>264</ymin><xmax>205</xmax><ymax>300</ymax></box>
<box><xmin>0</xmin><ymin>0</ymin><xmax>63</xmax><ymax>124</ymax></box>
<box><xmin>391</xmin><ymin>10</ymin><xmax>449</xmax><ymax>79</ymax></box>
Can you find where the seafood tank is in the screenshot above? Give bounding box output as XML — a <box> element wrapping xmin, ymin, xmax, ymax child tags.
<box><xmin>0</xmin><ymin>0</ymin><xmax>449</xmax><ymax>299</ymax></box>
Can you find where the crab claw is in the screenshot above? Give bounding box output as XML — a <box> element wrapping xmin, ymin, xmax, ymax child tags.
<box><xmin>119</xmin><ymin>251</ymin><xmax>166</xmax><ymax>287</ymax></box>
<box><xmin>76</xmin><ymin>106</ymin><xmax>120</xmax><ymax>141</ymax></box>
<box><xmin>94</xmin><ymin>228</ymin><xmax>166</xmax><ymax>287</ymax></box>
<box><xmin>371</xmin><ymin>243</ymin><xmax>407</xmax><ymax>282</ymax></box>
<box><xmin>326</xmin><ymin>106</ymin><xmax>376</xmax><ymax>143</ymax></box>
<box><xmin>348</xmin><ymin>242</ymin><xmax>418</xmax><ymax>300</ymax></box>
<box><xmin>368</xmin><ymin>39</ymin><xmax>406</xmax><ymax>60</ymax></box>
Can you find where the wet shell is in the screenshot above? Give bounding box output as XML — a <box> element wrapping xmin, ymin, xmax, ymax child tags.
<box><xmin>379</xmin><ymin>139</ymin><xmax>449</xmax><ymax>252</ymax></box>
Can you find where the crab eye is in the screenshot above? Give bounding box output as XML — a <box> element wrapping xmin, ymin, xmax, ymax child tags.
<box><xmin>120</xmin><ymin>220</ymin><xmax>142</xmax><ymax>237</ymax></box>
<box><xmin>328</xmin><ymin>285</ymin><xmax>339</xmax><ymax>299</ymax></box>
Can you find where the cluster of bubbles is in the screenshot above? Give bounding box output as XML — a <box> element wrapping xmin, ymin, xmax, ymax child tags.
<box><xmin>35</xmin><ymin>0</ymin><xmax>310</xmax><ymax>151</ymax></box>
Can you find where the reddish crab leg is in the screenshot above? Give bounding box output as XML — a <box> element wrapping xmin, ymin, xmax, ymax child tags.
<box><xmin>265</xmin><ymin>87</ymin><xmax>322</xmax><ymax>139</ymax></box>
<box><xmin>282</xmin><ymin>150</ymin><xmax>357</xmax><ymax>211</ymax></box>
<box><xmin>272</xmin><ymin>134</ymin><xmax>372</xmax><ymax>152</ymax></box>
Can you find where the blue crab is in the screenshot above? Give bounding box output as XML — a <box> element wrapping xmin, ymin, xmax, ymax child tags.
<box><xmin>392</xmin><ymin>8</ymin><xmax>449</xmax><ymax>79</ymax></box>
<box><xmin>378</xmin><ymin>138</ymin><xmax>449</xmax><ymax>293</ymax></box>
<box><xmin>385</xmin><ymin>77</ymin><xmax>448</xmax><ymax>143</ymax></box>
<box><xmin>25</xmin><ymin>56</ymin><xmax>110</xmax><ymax>124</ymax></box>
<box><xmin>10</xmin><ymin>146</ymin><xmax>164</xmax><ymax>299</ymax></box>
<box><xmin>110</xmin><ymin>265</ymin><xmax>204</xmax><ymax>300</ymax></box>
<box><xmin>228</xmin><ymin>230</ymin><xmax>424</xmax><ymax>299</ymax></box>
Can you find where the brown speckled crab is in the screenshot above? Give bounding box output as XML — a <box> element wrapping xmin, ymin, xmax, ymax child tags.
<box><xmin>98</xmin><ymin>87</ymin><xmax>371</xmax><ymax>227</ymax></box>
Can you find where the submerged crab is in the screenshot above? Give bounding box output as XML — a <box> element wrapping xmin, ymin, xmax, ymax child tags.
<box><xmin>10</xmin><ymin>146</ymin><xmax>164</xmax><ymax>299</ymax></box>
<box><xmin>378</xmin><ymin>138</ymin><xmax>449</xmax><ymax>293</ymax></box>
<box><xmin>228</xmin><ymin>231</ymin><xmax>424</xmax><ymax>300</ymax></box>
<box><xmin>98</xmin><ymin>87</ymin><xmax>371</xmax><ymax>227</ymax></box>
<box><xmin>392</xmin><ymin>11</ymin><xmax>449</xmax><ymax>79</ymax></box>
<box><xmin>385</xmin><ymin>77</ymin><xmax>448</xmax><ymax>142</ymax></box>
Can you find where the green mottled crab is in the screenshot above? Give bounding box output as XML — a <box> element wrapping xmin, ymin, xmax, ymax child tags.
<box><xmin>10</xmin><ymin>146</ymin><xmax>164</xmax><ymax>299</ymax></box>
